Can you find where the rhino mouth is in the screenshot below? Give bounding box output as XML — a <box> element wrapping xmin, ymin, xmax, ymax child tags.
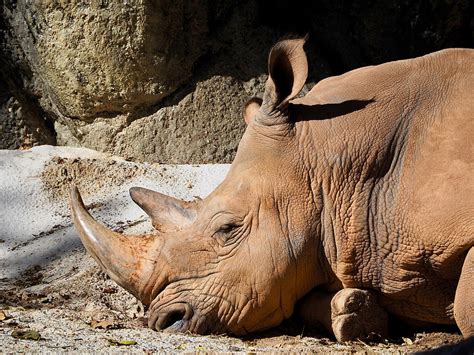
<box><xmin>149</xmin><ymin>302</ymin><xmax>194</xmax><ymax>332</ymax></box>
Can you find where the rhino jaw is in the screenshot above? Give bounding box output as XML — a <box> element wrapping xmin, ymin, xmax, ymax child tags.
<box><xmin>68</xmin><ymin>185</ymin><xmax>160</xmax><ymax>304</ymax></box>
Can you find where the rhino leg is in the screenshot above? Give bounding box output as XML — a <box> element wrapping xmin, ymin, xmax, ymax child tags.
<box><xmin>454</xmin><ymin>247</ymin><xmax>474</xmax><ymax>337</ymax></box>
<box><xmin>297</xmin><ymin>288</ymin><xmax>388</xmax><ymax>342</ymax></box>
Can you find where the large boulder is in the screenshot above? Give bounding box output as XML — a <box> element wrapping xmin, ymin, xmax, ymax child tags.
<box><xmin>4</xmin><ymin>1</ymin><xmax>216</xmax><ymax>119</ymax></box>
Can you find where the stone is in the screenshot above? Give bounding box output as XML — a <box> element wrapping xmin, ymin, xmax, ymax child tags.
<box><xmin>4</xmin><ymin>0</ymin><xmax>213</xmax><ymax>119</ymax></box>
<box><xmin>54</xmin><ymin>75</ymin><xmax>267</xmax><ymax>163</ymax></box>
<box><xmin>0</xmin><ymin>96</ymin><xmax>55</xmax><ymax>149</ymax></box>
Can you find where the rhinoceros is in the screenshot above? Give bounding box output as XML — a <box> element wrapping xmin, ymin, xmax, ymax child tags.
<box><xmin>69</xmin><ymin>38</ymin><xmax>474</xmax><ymax>341</ymax></box>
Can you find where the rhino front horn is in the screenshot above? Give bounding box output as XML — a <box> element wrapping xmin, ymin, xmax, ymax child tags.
<box><xmin>69</xmin><ymin>186</ymin><xmax>159</xmax><ymax>304</ymax></box>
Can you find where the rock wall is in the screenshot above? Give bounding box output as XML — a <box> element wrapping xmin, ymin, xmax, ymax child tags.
<box><xmin>6</xmin><ymin>1</ymin><xmax>216</xmax><ymax>119</ymax></box>
<box><xmin>1</xmin><ymin>0</ymin><xmax>472</xmax><ymax>162</ymax></box>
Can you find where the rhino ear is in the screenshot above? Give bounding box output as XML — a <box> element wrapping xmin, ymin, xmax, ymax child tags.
<box><xmin>130</xmin><ymin>187</ymin><xmax>197</xmax><ymax>231</ymax></box>
<box><xmin>243</xmin><ymin>97</ymin><xmax>262</xmax><ymax>125</ymax></box>
<box><xmin>258</xmin><ymin>37</ymin><xmax>308</xmax><ymax>124</ymax></box>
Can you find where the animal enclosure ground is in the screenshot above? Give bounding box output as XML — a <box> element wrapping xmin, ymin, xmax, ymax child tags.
<box><xmin>0</xmin><ymin>251</ymin><xmax>463</xmax><ymax>353</ymax></box>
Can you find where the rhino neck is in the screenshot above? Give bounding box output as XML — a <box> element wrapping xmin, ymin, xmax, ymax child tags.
<box><xmin>295</xmin><ymin>101</ymin><xmax>411</xmax><ymax>291</ymax></box>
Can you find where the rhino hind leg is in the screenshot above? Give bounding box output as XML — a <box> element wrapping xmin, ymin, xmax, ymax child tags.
<box><xmin>454</xmin><ymin>247</ymin><xmax>474</xmax><ymax>337</ymax></box>
<box><xmin>297</xmin><ymin>288</ymin><xmax>388</xmax><ymax>342</ymax></box>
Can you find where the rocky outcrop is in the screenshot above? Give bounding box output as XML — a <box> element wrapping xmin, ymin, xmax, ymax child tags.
<box><xmin>54</xmin><ymin>76</ymin><xmax>262</xmax><ymax>163</ymax></box>
<box><xmin>1</xmin><ymin>0</ymin><xmax>472</xmax><ymax>162</ymax></box>
<box><xmin>5</xmin><ymin>1</ymin><xmax>218</xmax><ymax>119</ymax></box>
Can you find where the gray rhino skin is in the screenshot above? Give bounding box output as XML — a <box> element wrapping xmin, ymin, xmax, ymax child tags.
<box><xmin>69</xmin><ymin>38</ymin><xmax>474</xmax><ymax>341</ymax></box>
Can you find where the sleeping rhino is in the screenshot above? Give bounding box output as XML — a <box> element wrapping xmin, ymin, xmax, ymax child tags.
<box><xmin>69</xmin><ymin>38</ymin><xmax>474</xmax><ymax>341</ymax></box>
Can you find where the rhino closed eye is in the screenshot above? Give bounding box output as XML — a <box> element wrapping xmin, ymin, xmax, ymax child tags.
<box><xmin>213</xmin><ymin>223</ymin><xmax>242</xmax><ymax>247</ymax></box>
<box><xmin>218</xmin><ymin>224</ymin><xmax>236</xmax><ymax>234</ymax></box>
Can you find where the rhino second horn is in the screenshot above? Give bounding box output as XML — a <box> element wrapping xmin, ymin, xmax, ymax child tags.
<box><xmin>129</xmin><ymin>186</ymin><xmax>197</xmax><ymax>230</ymax></box>
<box><xmin>69</xmin><ymin>186</ymin><xmax>157</xmax><ymax>304</ymax></box>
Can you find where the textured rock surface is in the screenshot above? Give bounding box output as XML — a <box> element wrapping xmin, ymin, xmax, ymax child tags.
<box><xmin>1</xmin><ymin>0</ymin><xmax>472</xmax><ymax>161</ymax></box>
<box><xmin>60</xmin><ymin>76</ymin><xmax>259</xmax><ymax>163</ymax></box>
<box><xmin>0</xmin><ymin>95</ymin><xmax>55</xmax><ymax>149</ymax></box>
<box><xmin>5</xmin><ymin>0</ymin><xmax>214</xmax><ymax>119</ymax></box>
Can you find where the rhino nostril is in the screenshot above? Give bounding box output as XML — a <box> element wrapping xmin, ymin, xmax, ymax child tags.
<box><xmin>155</xmin><ymin>303</ymin><xmax>194</xmax><ymax>331</ymax></box>
<box><xmin>162</xmin><ymin>309</ymin><xmax>186</xmax><ymax>329</ymax></box>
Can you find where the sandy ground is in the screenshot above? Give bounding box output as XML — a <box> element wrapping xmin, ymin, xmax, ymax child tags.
<box><xmin>0</xmin><ymin>280</ymin><xmax>464</xmax><ymax>354</ymax></box>
<box><xmin>0</xmin><ymin>146</ymin><xmax>466</xmax><ymax>353</ymax></box>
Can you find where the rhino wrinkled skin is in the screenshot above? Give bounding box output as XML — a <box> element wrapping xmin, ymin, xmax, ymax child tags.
<box><xmin>69</xmin><ymin>38</ymin><xmax>474</xmax><ymax>341</ymax></box>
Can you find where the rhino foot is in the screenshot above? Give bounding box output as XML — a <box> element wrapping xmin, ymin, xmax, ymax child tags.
<box><xmin>331</xmin><ymin>288</ymin><xmax>388</xmax><ymax>342</ymax></box>
<box><xmin>297</xmin><ymin>287</ymin><xmax>388</xmax><ymax>342</ymax></box>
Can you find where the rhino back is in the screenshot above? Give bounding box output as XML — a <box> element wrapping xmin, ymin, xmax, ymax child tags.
<box><xmin>294</xmin><ymin>49</ymin><xmax>474</xmax><ymax>323</ymax></box>
<box><xmin>303</xmin><ymin>48</ymin><xmax>474</xmax><ymax>251</ymax></box>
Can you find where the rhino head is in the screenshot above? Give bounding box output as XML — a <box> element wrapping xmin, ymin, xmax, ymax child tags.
<box><xmin>70</xmin><ymin>38</ymin><xmax>331</xmax><ymax>335</ymax></box>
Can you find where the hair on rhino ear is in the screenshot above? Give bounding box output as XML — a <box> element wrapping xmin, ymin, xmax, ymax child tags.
<box><xmin>258</xmin><ymin>36</ymin><xmax>309</xmax><ymax>125</ymax></box>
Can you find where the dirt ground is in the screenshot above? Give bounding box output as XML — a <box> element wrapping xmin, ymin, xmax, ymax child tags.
<box><xmin>0</xmin><ymin>250</ymin><xmax>465</xmax><ymax>353</ymax></box>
